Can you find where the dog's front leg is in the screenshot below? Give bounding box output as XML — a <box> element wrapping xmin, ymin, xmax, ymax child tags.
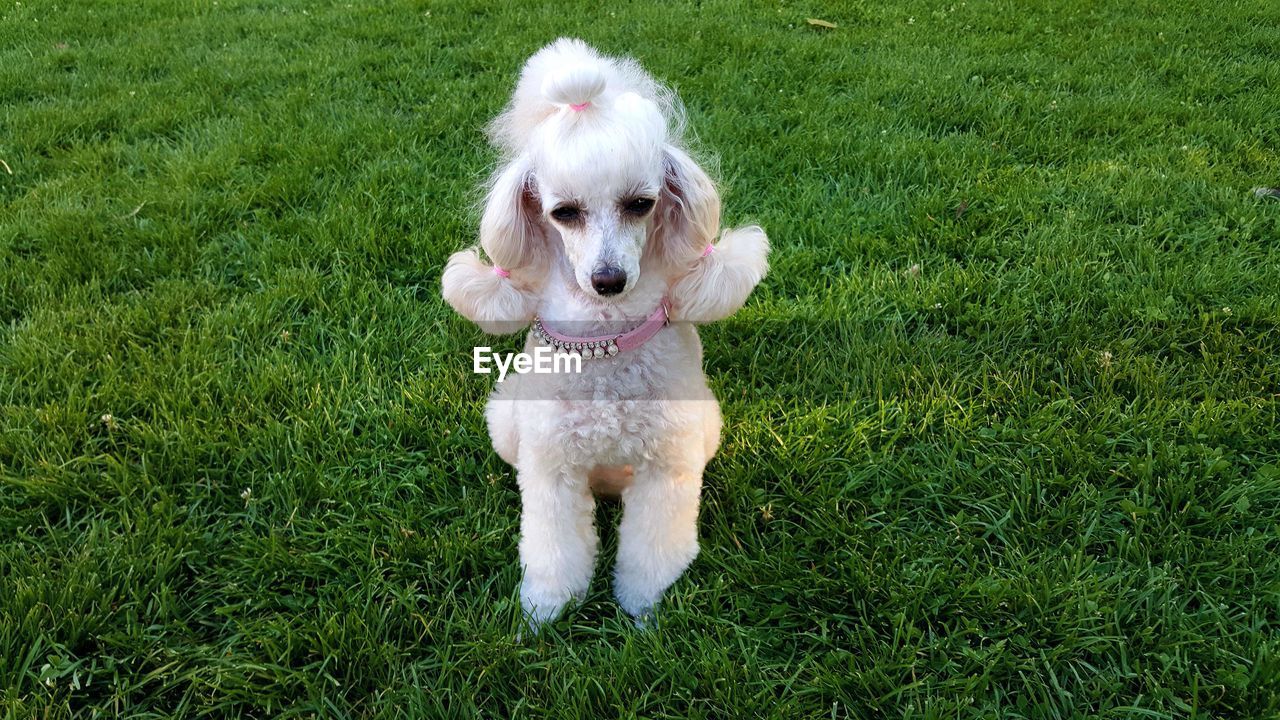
<box><xmin>517</xmin><ymin>460</ymin><xmax>598</xmax><ymax>629</ymax></box>
<box><xmin>613</xmin><ymin>457</ymin><xmax>703</xmax><ymax>622</ymax></box>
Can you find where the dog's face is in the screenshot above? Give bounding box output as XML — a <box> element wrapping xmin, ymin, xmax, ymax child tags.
<box><xmin>528</xmin><ymin>96</ymin><xmax>668</xmax><ymax>301</ymax></box>
<box><xmin>479</xmin><ymin>83</ymin><xmax>721</xmax><ymax>298</ymax></box>
<box><xmin>534</xmin><ymin>152</ymin><xmax>662</xmax><ymax>300</ymax></box>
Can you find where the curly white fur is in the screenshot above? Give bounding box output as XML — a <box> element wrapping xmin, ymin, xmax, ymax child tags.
<box><xmin>441</xmin><ymin>248</ymin><xmax>537</xmax><ymax>335</ymax></box>
<box><xmin>671</xmin><ymin>225</ymin><xmax>770</xmax><ymax>322</ymax></box>
<box><xmin>441</xmin><ymin>38</ymin><xmax>768</xmax><ymax>629</ymax></box>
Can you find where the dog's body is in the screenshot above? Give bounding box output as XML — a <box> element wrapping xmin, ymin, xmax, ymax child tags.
<box><xmin>442</xmin><ymin>39</ymin><xmax>767</xmax><ymax>627</ymax></box>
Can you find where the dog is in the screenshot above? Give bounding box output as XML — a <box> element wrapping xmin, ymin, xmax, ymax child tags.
<box><xmin>442</xmin><ymin>38</ymin><xmax>768</xmax><ymax>628</ymax></box>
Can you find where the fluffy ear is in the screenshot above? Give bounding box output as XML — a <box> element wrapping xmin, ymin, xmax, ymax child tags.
<box><xmin>669</xmin><ymin>225</ymin><xmax>769</xmax><ymax>323</ymax></box>
<box><xmin>440</xmin><ymin>156</ymin><xmax>546</xmax><ymax>335</ymax></box>
<box><xmin>650</xmin><ymin>146</ymin><xmax>721</xmax><ymax>265</ymax></box>
<box><xmin>441</xmin><ymin>247</ymin><xmax>539</xmax><ymax>335</ymax></box>
<box><xmin>480</xmin><ymin>155</ymin><xmax>548</xmax><ymax>274</ymax></box>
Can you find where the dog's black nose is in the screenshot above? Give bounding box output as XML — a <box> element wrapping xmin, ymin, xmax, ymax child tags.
<box><xmin>590</xmin><ymin>266</ymin><xmax>627</xmax><ymax>296</ymax></box>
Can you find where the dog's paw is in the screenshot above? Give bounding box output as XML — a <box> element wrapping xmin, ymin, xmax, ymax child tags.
<box><xmin>614</xmin><ymin>576</ymin><xmax>667</xmax><ymax>622</ymax></box>
<box><xmin>628</xmin><ymin>605</ymin><xmax>658</xmax><ymax>631</ymax></box>
<box><xmin>521</xmin><ymin>599</ymin><xmax>566</xmax><ymax>633</ymax></box>
<box><xmin>520</xmin><ymin>578</ymin><xmax>586</xmax><ymax>632</ymax></box>
<box><xmin>520</xmin><ymin>600</ymin><xmax>565</xmax><ymax>633</ymax></box>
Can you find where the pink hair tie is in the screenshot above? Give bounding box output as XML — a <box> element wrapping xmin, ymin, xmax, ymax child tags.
<box><xmin>701</xmin><ymin>243</ymin><xmax>715</xmax><ymax>258</ymax></box>
<box><xmin>569</xmin><ymin>102</ymin><xmax>590</xmax><ymax>112</ymax></box>
<box><xmin>492</xmin><ymin>265</ymin><xmax>511</xmax><ymax>279</ymax></box>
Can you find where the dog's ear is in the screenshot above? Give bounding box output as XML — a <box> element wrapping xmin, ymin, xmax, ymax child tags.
<box><xmin>480</xmin><ymin>156</ymin><xmax>548</xmax><ymax>274</ymax></box>
<box><xmin>651</xmin><ymin>146</ymin><xmax>721</xmax><ymax>265</ymax></box>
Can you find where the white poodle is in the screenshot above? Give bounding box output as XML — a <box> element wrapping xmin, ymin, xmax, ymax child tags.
<box><xmin>441</xmin><ymin>38</ymin><xmax>768</xmax><ymax>628</ymax></box>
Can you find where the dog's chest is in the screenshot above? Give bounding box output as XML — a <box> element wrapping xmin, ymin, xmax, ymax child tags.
<box><xmin>555</xmin><ymin>398</ymin><xmax>664</xmax><ymax>465</ymax></box>
<box><xmin>546</xmin><ymin>347</ymin><xmax>674</xmax><ymax>464</ymax></box>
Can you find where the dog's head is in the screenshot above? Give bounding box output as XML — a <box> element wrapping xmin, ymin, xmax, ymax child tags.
<box><xmin>479</xmin><ymin>39</ymin><xmax>719</xmax><ymax>301</ymax></box>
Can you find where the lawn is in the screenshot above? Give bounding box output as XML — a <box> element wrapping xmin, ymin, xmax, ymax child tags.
<box><xmin>2</xmin><ymin>0</ymin><xmax>1279</xmax><ymax>717</ymax></box>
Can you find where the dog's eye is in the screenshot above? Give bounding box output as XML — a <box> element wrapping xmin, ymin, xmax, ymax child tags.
<box><xmin>622</xmin><ymin>197</ymin><xmax>655</xmax><ymax>216</ymax></box>
<box><xmin>550</xmin><ymin>205</ymin><xmax>582</xmax><ymax>223</ymax></box>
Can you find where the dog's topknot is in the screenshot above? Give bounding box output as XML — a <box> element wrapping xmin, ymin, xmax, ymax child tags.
<box><xmin>541</xmin><ymin>63</ymin><xmax>607</xmax><ymax>109</ymax></box>
<box><xmin>488</xmin><ymin>38</ymin><xmax>682</xmax><ymax>156</ymax></box>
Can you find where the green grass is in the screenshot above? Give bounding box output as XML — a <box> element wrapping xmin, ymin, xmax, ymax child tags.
<box><xmin>2</xmin><ymin>0</ymin><xmax>1279</xmax><ymax>717</ymax></box>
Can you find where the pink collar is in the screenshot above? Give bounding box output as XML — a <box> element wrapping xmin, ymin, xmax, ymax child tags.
<box><xmin>532</xmin><ymin>297</ymin><xmax>670</xmax><ymax>359</ymax></box>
